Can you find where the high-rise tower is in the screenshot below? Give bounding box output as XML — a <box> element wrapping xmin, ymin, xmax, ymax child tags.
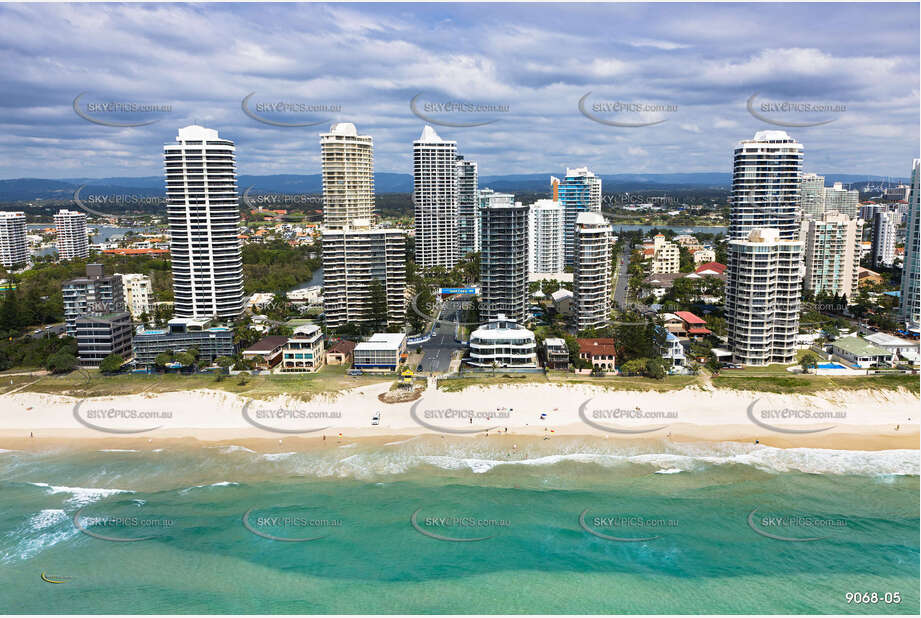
<box><xmin>164</xmin><ymin>125</ymin><xmax>244</xmax><ymax>319</ymax></box>
<box><xmin>413</xmin><ymin>125</ymin><xmax>458</xmax><ymax>268</ymax></box>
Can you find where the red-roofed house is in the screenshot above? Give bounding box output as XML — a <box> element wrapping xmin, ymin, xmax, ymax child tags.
<box><xmin>325</xmin><ymin>339</ymin><xmax>356</xmax><ymax>365</ymax></box>
<box><xmin>577</xmin><ymin>338</ymin><xmax>616</xmax><ymax>373</ymax></box>
<box><xmin>694</xmin><ymin>262</ymin><xmax>727</xmax><ymax>276</ymax></box>
<box><xmin>673</xmin><ymin>311</ymin><xmax>712</xmax><ymax>338</ymax></box>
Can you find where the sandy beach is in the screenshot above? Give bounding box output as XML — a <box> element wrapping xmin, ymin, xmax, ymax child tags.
<box><xmin>0</xmin><ymin>382</ymin><xmax>917</xmax><ymax>451</ymax></box>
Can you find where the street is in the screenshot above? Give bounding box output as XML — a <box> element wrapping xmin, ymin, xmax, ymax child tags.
<box><xmin>612</xmin><ymin>244</ymin><xmax>631</xmax><ymax>309</ymax></box>
<box><xmin>417</xmin><ymin>297</ymin><xmax>469</xmax><ymax>374</ymax></box>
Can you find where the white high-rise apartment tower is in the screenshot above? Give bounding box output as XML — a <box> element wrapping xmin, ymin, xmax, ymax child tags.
<box><xmin>319</xmin><ymin>123</ymin><xmax>406</xmax><ymax>329</ymax></box>
<box><xmin>726</xmin><ymin>229</ymin><xmax>803</xmax><ymax>365</ymax></box>
<box><xmin>320</xmin><ymin>123</ymin><xmax>375</xmax><ymax>229</ymax></box>
<box><xmin>527</xmin><ymin>199</ymin><xmax>564</xmax><ymax>275</ymax></box>
<box><xmin>726</xmin><ymin>131</ymin><xmax>804</xmax><ymax>365</ymax></box>
<box><xmin>824</xmin><ymin>182</ymin><xmax>859</xmax><ymax>218</ymax></box>
<box><xmin>54</xmin><ymin>209</ymin><xmax>89</xmax><ymax>260</ymax></box>
<box><xmin>573</xmin><ymin>212</ymin><xmax>613</xmax><ymax>331</ymax></box>
<box><xmin>800</xmin><ymin>211</ymin><xmax>862</xmax><ymax>299</ymax></box>
<box><xmin>899</xmin><ymin>159</ymin><xmax>920</xmax><ymax>328</ymax></box>
<box><xmin>729</xmin><ymin>131</ymin><xmax>803</xmax><ymax>240</ymax></box>
<box><xmin>413</xmin><ymin>125</ymin><xmax>458</xmax><ymax>268</ymax></box>
<box><xmin>871</xmin><ymin>211</ymin><xmax>897</xmax><ymax>268</ymax></box>
<box><xmin>799</xmin><ymin>173</ymin><xmax>825</xmax><ymax>217</ymax></box>
<box><xmin>0</xmin><ymin>211</ymin><xmax>28</xmax><ymax>268</ymax></box>
<box><xmin>456</xmin><ymin>156</ymin><xmax>479</xmax><ymax>257</ymax></box>
<box><xmin>118</xmin><ymin>272</ymin><xmax>153</xmax><ymax>321</ymax></box>
<box><xmin>164</xmin><ymin>125</ymin><xmax>244</xmax><ymax>319</ymax></box>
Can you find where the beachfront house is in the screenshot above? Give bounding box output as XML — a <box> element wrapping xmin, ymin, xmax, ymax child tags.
<box><xmin>829</xmin><ymin>336</ymin><xmax>894</xmax><ymax>369</ymax></box>
<box><xmin>280</xmin><ymin>325</ymin><xmax>325</xmax><ymax>373</ymax></box>
<box><xmin>325</xmin><ymin>339</ymin><xmax>356</xmax><ymax>366</ymax></box>
<box><xmin>542</xmin><ymin>337</ymin><xmax>569</xmax><ymax>370</ymax></box>
<box><xmin>243</xmin><ymin>336</ymin><xmax>289</xmax><ymax>370</ymax></box>
<box><xmin>353</xmin><ymin>333</ymin><xmax>407</xmax><ymax>372</ymax></box>
<box><xmin>467</xmin><ymin>315</ymin><xmax>538</xmax><ymax>368</ymax></box>
<box><xmin>576</xmin><ymin>338</ymin><xmax>616</xmax><ymax>373</ymax></box>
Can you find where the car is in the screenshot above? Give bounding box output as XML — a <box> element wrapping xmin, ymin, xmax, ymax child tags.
<box><xmin>372</xmin><ymin>413</ymin><xmax>380</xmax><ymax>426</ymax></box>
<box><xmin>347</xmin><ymin>369</ymin><xmax>363</xmax><ymax>376</ymax></box>
<box><xmin>416</xmin><ymin>364</ymin><xmax>423</xmax><ymax>372</ymax></box>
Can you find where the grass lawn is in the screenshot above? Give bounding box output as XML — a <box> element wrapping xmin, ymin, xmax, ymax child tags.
<box><xmin>438</xmin><ymin>366</ymin><xmax>918</xmax><ymax>395</ymax></box>
<box><xmin>9</xmin><ymin>365</ymin><xmax>392</xmax><ymax>401</ymax></box>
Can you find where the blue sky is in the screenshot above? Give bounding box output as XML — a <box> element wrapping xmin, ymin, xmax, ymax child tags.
<box><xmin>0</xmin><ymin>2</ymin><xmax>917</xmax><ymax>179</ymax></box>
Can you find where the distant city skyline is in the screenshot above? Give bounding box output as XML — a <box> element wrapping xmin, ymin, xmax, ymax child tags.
<box><xmin>0</xmin><ymin>2</ymin><xmax>917</xmax><ymax>179</ymax></box>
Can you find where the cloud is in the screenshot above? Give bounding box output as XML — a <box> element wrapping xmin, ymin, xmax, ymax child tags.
<box><xmin>0</xmin><ymin>2</ymin><xmax>916</xmax><ymax>179</ymax></box>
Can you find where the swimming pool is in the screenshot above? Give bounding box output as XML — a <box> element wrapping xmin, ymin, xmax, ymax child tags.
<box><xmin>817</xmin><ymin>362</ymin><xmax>847</xmax><ymax>369</ymax></box>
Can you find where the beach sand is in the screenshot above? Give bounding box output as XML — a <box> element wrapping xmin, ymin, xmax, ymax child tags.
<box><xmin>1</xmin><ymin>381</ymin><xmax>917</xmax><ymax>451</ymax></box>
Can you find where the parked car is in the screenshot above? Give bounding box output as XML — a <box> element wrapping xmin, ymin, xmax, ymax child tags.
<box><xmin>347</xmin><ymin>369</ymin><xmax>363</xmax><ymax>376</ymax></box>
<box><xmin>372</xmin><ymin>413</ymin><xmax>380</xmax><ymax>426</ymax></box>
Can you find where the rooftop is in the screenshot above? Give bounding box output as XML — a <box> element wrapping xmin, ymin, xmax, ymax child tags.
<box><xmin>695</xmin><ymin>261</ymin><xmax>727</xmax><ymax>275</ymax></box>
<box><xmin>355</xmin><ymin>332</ymin><xmax>407</xmax><ymax>351</ymax></box>
<box><xmin>243</xmin><ymin>336</ymin><xmax>289</xmax><ymax>354</ymax></box>
<box><xmin>578</xmin><ymin>338</ymin><xmax>616</xmax><ymax>357</ymax></box>
<box><xmin>831</xmin><ymin>336</ymin><xmax>891</xmax><ymax>357</ymax></box>
<box><xmin>328</xmin><ymin>339</ymin><xmax>357</xmax><ymax>355</ymax></box>
<box><xmin>551</xmin><ymin>288</ymin><xmax>573</xmax><ymax>301</ymax></box>
<box><xmin>674</xmin><ymin>311</ymin><xmax>706</xmax><ymax>325</ymax></box>
<box><xmin>865</xmin><ymin>332</ymin><xmax>918</xmax><ymax>348</ymax></box>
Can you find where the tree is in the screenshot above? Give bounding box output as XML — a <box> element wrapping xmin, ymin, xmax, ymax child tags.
<box><xmin>645</xmin><ymin>358</ymin><xmax>667</xmax><ymax>380</ymax></box>
<box><xmin>365</xmin><ymin>278</ymin><xmax>389</xmax><ymax>332</ymax></box>
<box><xmin>98</xmin><ymin>354</ymin><xmax>124</xmax><ymax>374</ymax></box>
<box><xmin>799</xmin><ymin>351</ymin><xmax>820</xmax><ymax>374</ymax></box>
<box><xmin>175</xmin><ymin>351</ymin><xmax>195</xmax><ymax>368</ymax></box>
<box><xmin>154</xmin><ymin>352</ymin><xmax>173</xmax><ymax>371</ymax></box>
<box><xmin>215</xmin><ymin>356</ymin><xmax>234</xmax><ymax>372</ymax></box>
<box><xmin>46</xmin><ymin>351</ymin><xmax>77</xmax><ymax>374</ymax></box>
<box><xmin>620</xmin><ymin>358</ymin><xmax>648</xmax><ymax>376</ymax></box>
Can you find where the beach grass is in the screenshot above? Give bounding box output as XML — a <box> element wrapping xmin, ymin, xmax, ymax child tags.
<box><xmin>711</xmin><ymin>372</ymin><xmax>919</xmax><ymax>394</ymax></box>
<box><xmin>10</xmin><ymin>365</ymin><xmax>393</xmax><ymax>400</ymax></box>
<box><xmin>437</xmin><ymin>368</ymin><xmax>918</xmax><ymax>395</ymax></box>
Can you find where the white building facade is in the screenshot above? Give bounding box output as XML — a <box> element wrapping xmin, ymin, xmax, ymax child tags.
<box><xmin>165</xmin><ymin>125</ymin><xmax>244</xmax><ymax>319</ymax></box>
<box><xmin>527</xmin><ymin>199</ymin><xmax>564</xmax><ymax>275</ymax></box>
<box><xmin>800</xmin><ymin>211</ymin><xmax>862</xmax><ymax>299</ymax></box>
<box><xmin>727</xmin><ymin>228</ymin><xmax>803</xmax><ymax>365</ymax></box>
<box><xmin>573</xmin><ymin>212</ymin><xmax>612</xmax><ymax>331</ymax></box>
<box><xmin>871</xmin><ymin>211</ymin><xmax>897</xmax><ymax>267</ymax></box>
<box><xmin>0</xmin><ymin>211</ymin><xmax>28</xmax><ymax>268</ymax></box>
<box><xmin>118</xmin><ymin>272</ymin><xmax>153</xmax><ymax>321</ymax></box>
<box><xmin>467</xmin><ymin>315</ymin><xmax>537</xmax><ymax>367</ymax></box>
<box><xmin>799</xmin><ymin>173</ymin><xmax>826</xmax><ymax>217</ymax></box>
<box><xmin>320</xmin><ymin>123</ymin><xmax>375</xmax><ymax>229</ymax></box>
<box><xmin>54</xmin><ymin>209</ymin><xmax>89</xmax><ymax>260</ymax></box>
<box><xmin>413</xmin><ymin>125</ymin><xmax>458</xmax><ymax>269</ymax></box>
<box><xmin>726</xmin><ymin>131</ymin><xmax>804</xmax><ymax>366</ymax></box>
<box><xmin>824</xmin><ymin>182</ymin><xmax>859</xmax><ymax>218</ymax></box>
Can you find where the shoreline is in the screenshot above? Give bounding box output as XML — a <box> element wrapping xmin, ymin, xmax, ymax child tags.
<box><xmin>1</xmin><ymin>382</ymin><xmax>917</xmax><ymax>452</ymax></box>
<box><xmin>1</xmin><ymin>426</ymin><xmax>919</xmax><ymax>453</ymax></box>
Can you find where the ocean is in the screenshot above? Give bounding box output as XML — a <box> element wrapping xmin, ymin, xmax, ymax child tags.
<box><xmin>1</xmin><ymin>438</ymin><xmax>918</xmax><ymax>614</ymax></box>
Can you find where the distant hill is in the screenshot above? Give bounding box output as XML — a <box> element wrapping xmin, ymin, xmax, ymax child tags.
<box><xmin>0</xmin><ymin>172</ymin><xmax>908</xmax><ymax>202</ymax></box>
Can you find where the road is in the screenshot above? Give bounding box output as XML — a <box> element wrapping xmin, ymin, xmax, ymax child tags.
<box><xmin>417</xmin><ymin>297</ymin><xmax>469</xmax><ymax>374</ymax></box>
<box><xmin>29</xmin><ymin>323</ymin><xmax>65</xmax><ymax>339</ymax></box>
<box><xmin>612</xmin><ymin>244</ymin><xmax>632</xmax><ymax>309</ymax></box>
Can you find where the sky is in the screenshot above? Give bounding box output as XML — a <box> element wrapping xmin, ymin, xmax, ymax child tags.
<box><xmin>0</xmin><ymin>2</ymin><xmax>918</xmax><ymax>180</ymax></box>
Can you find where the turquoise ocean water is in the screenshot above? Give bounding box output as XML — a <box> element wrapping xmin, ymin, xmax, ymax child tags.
<box><xmin>1</xmin><ymin>438</ymin><xmax>918</xmax><ymax>614</ymax></box>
